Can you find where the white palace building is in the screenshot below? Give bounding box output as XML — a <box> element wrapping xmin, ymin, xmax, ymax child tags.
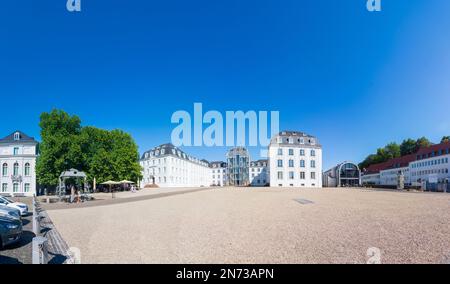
<box><xmin>268</xmin><ymin>131</ymin><xmax>323</xmax><ymax>188</ymax></box>
<box><xmin>0</xmin><ymin>131</ymin><xmax>38</xmax><ymax>197</ymax></box>
<box><xmin>140</xmin><ymin>131</ymin><xmax>323</xmax><ymax>189</ymax></box>
<box><xmin>140</xmin><ymin>143</ymin><xmax>211</xmax><ymax>188</ymax></box>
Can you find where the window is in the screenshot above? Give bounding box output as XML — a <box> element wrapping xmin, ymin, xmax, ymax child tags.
<box><xmin>300</xmin><ymin>149</ymin><xmax>305</xmax><ymax>156</ymax></box>
<box><xmin>14</xmin><ymin>132</ymin><xmax>20</xmax><ymax>141</ymax></box>
<box><xmin>277</xmin><ymin>160</ymin><xmax>283</xmax><ymax>167</ymax></box>
<box><xmin>2</xmin><ymin>163</ymin><xmax>7</xmax><ymax>176</ymax></box>
<box><xmin>277</xmin><ymin>171</ymin><xmax>283</xmax><ymax>180</ymax></box>
<box><xmin>300</xmin><ymin>160</ymin><xmax>305</xmax><ymax>168</ymax></box>
<box><xmin>311</xmin><ymin>150</ymin><xmax>316</xmax><ymax>157</ymax></box>
<box><xmin>25</xmin><ymin>163</ymin><xmax>31</xmax><ymax>176</ymax></box>
<box><xmin>13</xmin><ymin>163</ymin><xmax>19</xmax><ymax>176</ymax></box>
<box><xmin>1</xmin><ymin>184</ymin><xmax>7</xmax><ymax>193</ymax></box>
<box><xmin>300</xmin><ymin>172</ymin><xmax>305</xmax><ymax>179</ymax></box>
<box><xmin>277</xmin><ymin>148</ymin><xmax>283</xmax><ymax>155</ymax></box>
<box><xmin>24</xmin><ymin>183</ymin><xmax>30</xmax><ymax>193</ymax></box>
<box><xmin>311</xmin><ymin>160</ymin><xmax>316</xmax><ymax>168</ymax></box>
<box><xmin>13</xmin><ymin>147</ymin><xmax>19</xmax><ymax>155</ymax></box>
<box><xmin>311</xmin><ymin>172</ymin><xmax>316</xmax><ymax>179</ymax></box>
<box><xmin>289</xmin><ymin>172</ymin><xmax>294</xmax><ymax>180</ymax></box>
<box><xmin>289</xmin><ymin>160</ymin><xmax>294</xmax><ymax>167</ymax></box>
<box><xmin>13</xmin><ymin>183</ymin><xmax>19</xmax><ymax>193</ymax></box>
<box><xmin>288</xmin><ymin>149</ymin><xmax>294</xmax><ymax>156</ymax></box>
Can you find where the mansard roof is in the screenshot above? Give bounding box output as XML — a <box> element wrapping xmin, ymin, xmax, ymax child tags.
<box><xmin>0</xmin><ymin>131</ymin><xmax>38</xmax><ymax>145</ymax></box>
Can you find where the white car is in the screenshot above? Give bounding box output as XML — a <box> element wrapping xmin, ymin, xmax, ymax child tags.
<box><xmin>0</xmin><ymin>196</ymin><xmax>28</xmax><ymax>217</ymax></box>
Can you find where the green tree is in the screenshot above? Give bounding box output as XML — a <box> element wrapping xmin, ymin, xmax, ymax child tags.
<box><xmin>415</xmin><ymin>137</ymin><xmax>432</xmax><ymax>152</ymax></box>
<box><xmin>441</xmin><ymin>136</ymin><xmax>450</xmax><ymax>143</ymax></box>
<box><xmin>381</xmin><ymin>142</ymin><xmax>401</xmax><ymax>160</ymax></box>
<box><xmin>400</xmin><ymin>139</ymin><xmax>417</xmax><ymax>156</ymax></box>
<box><xmin>36</xmin><ymin>110</ymin><xmax>82</xmax><ymax>187</ymax></box>
<box><xmin>36</xmin><ymin>109</ymin><xmax>143</xmax><ymax>188</ymax></box>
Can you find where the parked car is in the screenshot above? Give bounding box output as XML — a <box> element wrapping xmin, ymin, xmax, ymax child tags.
<box><xmin>0</xmin><ymin>214</ymin><xmax>23</xmax><ymax>248</ymax></box>
<box><xmin>0</xmin><ymin>196</ymin><xmax>29</xmax><ymax>216</ymax></box>
<box><xmin>0</xmin><ymin>205</ymin><xmax>21</xmax><ymax>221</ymax></box>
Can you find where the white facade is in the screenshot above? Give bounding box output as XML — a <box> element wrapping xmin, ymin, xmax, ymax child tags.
<box><xmin>0</xmin><ymin>131</ymin><xmax>38</xmax><ymax>197</ymax></box>
<box><xmin>140</xmin><ymin>144</ymin><xmax>210</xmax><ymax>188</ymax></box>
<box><xmin>380</xmin><ymin>167</ymin><xmax>410</xmax><ymax>186</ymax></box>
<box><xmin>410</xmin><ymin>155</ymin><xmax>450</xmax><ymax>185</ymax></box>
<box><xmin>361</xmin><ymin>173</ymin><xmax>380</xmax><ymax>185</ymax></box>
<box><xmin>210</xmin><ymin>162</ymin><xmax>227</xmax><ymax>186</ymax></box>
<box><xmin>250</xmin><ymin>160</ymin><xmax>269</xmax><ymax>186</ymax></box>
<box><xmin>269</xmin><ymin>131</ymin><xmax>322</xmax><ymax>188</ymax></box>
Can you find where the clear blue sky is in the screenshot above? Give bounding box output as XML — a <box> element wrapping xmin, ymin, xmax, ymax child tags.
<box><xmin>1</xmin><ymin>0</ymin><xmax>450</xmax><ymax>170</ymax></box>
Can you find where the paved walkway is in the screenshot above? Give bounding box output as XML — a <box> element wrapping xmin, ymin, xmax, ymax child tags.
<box><xmin>40</xmin><ymin>187</ymin><xmax>214</xmax><ymax>211</ymax></box>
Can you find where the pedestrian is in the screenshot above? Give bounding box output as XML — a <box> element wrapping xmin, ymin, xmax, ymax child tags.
<box><xmin>70</xmin><ymin>186</ymin><xmax>75</xmax><ymax>203</ymax></box>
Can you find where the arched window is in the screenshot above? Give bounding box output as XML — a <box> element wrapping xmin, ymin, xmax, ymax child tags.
<box><xmin>2</xmin><ymin>163</ymin><xmax>7</xmax><ymax>176</ymax></box>
<box><xmin>25</xmin><ymin>163</ymin><xmax>31</xmax><ymax>176</ymax></box>
<box><xmin>13</xmin><ymin>163</ymin><xmax>19</xmax><ymax>176</ymax></box>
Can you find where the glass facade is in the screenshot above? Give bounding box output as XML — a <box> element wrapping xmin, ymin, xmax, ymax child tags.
<box><xmin>339</xmin><ymin>163</ymin><xmax>360</xmax><ymax>187</ymax></box>
<box><xmin>226</xmin><ymin>147</ymin><xmax>250</xmax><ymax>186</ymax></box>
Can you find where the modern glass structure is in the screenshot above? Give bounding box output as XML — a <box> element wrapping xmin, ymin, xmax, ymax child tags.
<box><xmin>323</xmin><ymin>162</ymin><xmax>361</xmax><ymax>187</ymax></box>
<box><xmin>226</xmin><ymin>147</ymin><xmax>250</xmax><ymax>186</ymax></box>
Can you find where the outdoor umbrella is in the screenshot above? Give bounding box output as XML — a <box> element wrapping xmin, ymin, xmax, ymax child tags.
<box><xmin>119</xmin><ymin>180</ymin><xmax>135</xmax><ymax>192</ymax></box>
<box><xmin>101</xmin><ymin>181</ymin><xmax>121</xmax><ymax>198</ymax></box>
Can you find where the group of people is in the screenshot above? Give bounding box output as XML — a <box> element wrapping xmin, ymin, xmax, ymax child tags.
<box><xmin>69</xmin><ymin>186</ymin><xmax>82</xmax><ymax>203</ymax></box>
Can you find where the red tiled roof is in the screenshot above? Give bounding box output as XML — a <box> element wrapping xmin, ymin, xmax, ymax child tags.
<box><xmin>416</xmin><ymin>141</ymin><xmax>450</xmax><ymax>158</ymax></box>
<box><xmin>363</xmin><ymin>154</ymin><xmax>416</xmax><ymax>174</ymax></box>
<box><xmin>363</xmin><ymin>141</ymin><xmax>450</xmax><ymax>174</ymax></box>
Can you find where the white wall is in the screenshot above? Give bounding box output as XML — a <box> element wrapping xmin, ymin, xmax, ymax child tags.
<box><xmin>361</xmin><ymin>173</ymin><xmax>381</xmax><ymax>185</ymax></box>
<box><xmin>211</xmin><ymin>167</ymin><xmax>227</xmax><ymax>186</ymax></box>
<box><xmin>0</xmin><ymin>144</ymin><xmax>37</xmax><ymax>197</ymax></box>
<box><xmin>140</xmin><ymin>156</ymin><xmax>210</xmax><ymax>188</ymax></box>
<box><xmin>250</xmin><ymin>166</ymin><xmax>268</xmax><ymax>186</ymax></box>
<box><xmin>269</xmin><ymin>145</ymin><xmax>322</xmax><ymax>188</ymax></box>
<box><xmin>380</xmin><ymin>167</ymin><xmax>410</xmax><ymax>186</ymax></box>
<box><xmin>410</xmin><ymin>155</ymin><xmax>450</xmax><ymax>185</ymax></box>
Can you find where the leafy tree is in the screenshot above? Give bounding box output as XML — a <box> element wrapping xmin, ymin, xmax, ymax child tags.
<box><xmin>36</xmin><ymin>109</ymin><xmax>142</xmax><ymax>188</ymax></box>
<box><xmin>441</xmin><ymin>136</ymin><xmax>450</xmax><ymax>143</ymax></box>
<box><xmin>381</xmin><ymin>142</ymin><xmax>401</xmax><ymax>160</ymax></box>
<box><xmin>360</xmin><ymin>137</ymin><xmax>434</xmax><ymax>170</ymax></box>
<box><xmin>400</xmin><ymin>139</ymin><xmax>417</xmax><ymax>156</ymax></box>
<box><xmin>36</xmin><ymin>110</ymin><xmax>82</xmax><ymax>187</ymax></box>
<box><xmin>415</xmin><ymin>137</ymin><xmax>432</xmax><ymax>152</ymax></box>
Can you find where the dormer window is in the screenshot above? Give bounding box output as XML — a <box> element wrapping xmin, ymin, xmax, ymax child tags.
<box><xmin>14</xmin><ymin>132</ymin><xmax>20</xmax><ymax>141</ymax></box>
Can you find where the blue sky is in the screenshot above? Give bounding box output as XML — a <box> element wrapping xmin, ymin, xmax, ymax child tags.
<box><xmin>1</xmin><ymin>0</ymin><xmax>450</xmax><ymax>170</ymax></box>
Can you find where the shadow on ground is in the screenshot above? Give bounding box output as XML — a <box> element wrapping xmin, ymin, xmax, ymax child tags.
<box><xmin>0</xmin><ymin>255</ymin><xmax>22</xmax><ymax>264</ymax></box>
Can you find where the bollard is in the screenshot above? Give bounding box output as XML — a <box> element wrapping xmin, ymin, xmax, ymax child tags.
<box><xmin>32</xmin><ymin>197</ymin><xmax>40</xmax><ymax>235</ymax></box>
<box><xmin>32</xmin><ymin>236</ymin><xmax>48</xmax><ymax>264</ymax></box>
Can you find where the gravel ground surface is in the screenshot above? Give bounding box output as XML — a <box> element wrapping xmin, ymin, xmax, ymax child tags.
<box><xmin>0</xmin><ymin>197</ymin><xmax>35</xmax><ymax>264</ymax></box>
<box><xmin>46</xmin><ymin>188</ymin><xmax>450</xmax><ymax>264</ymax></box>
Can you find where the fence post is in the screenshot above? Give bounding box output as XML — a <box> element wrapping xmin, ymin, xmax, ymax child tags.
<box><xmin>32</xmin><ymin>236</ymin><xmax>48</xmax><ymax>264</ymax></box>
<box><xmin>32</xmin><ymin>196</ymin><xmax>39</xmax><ymax>235</ymax></box>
